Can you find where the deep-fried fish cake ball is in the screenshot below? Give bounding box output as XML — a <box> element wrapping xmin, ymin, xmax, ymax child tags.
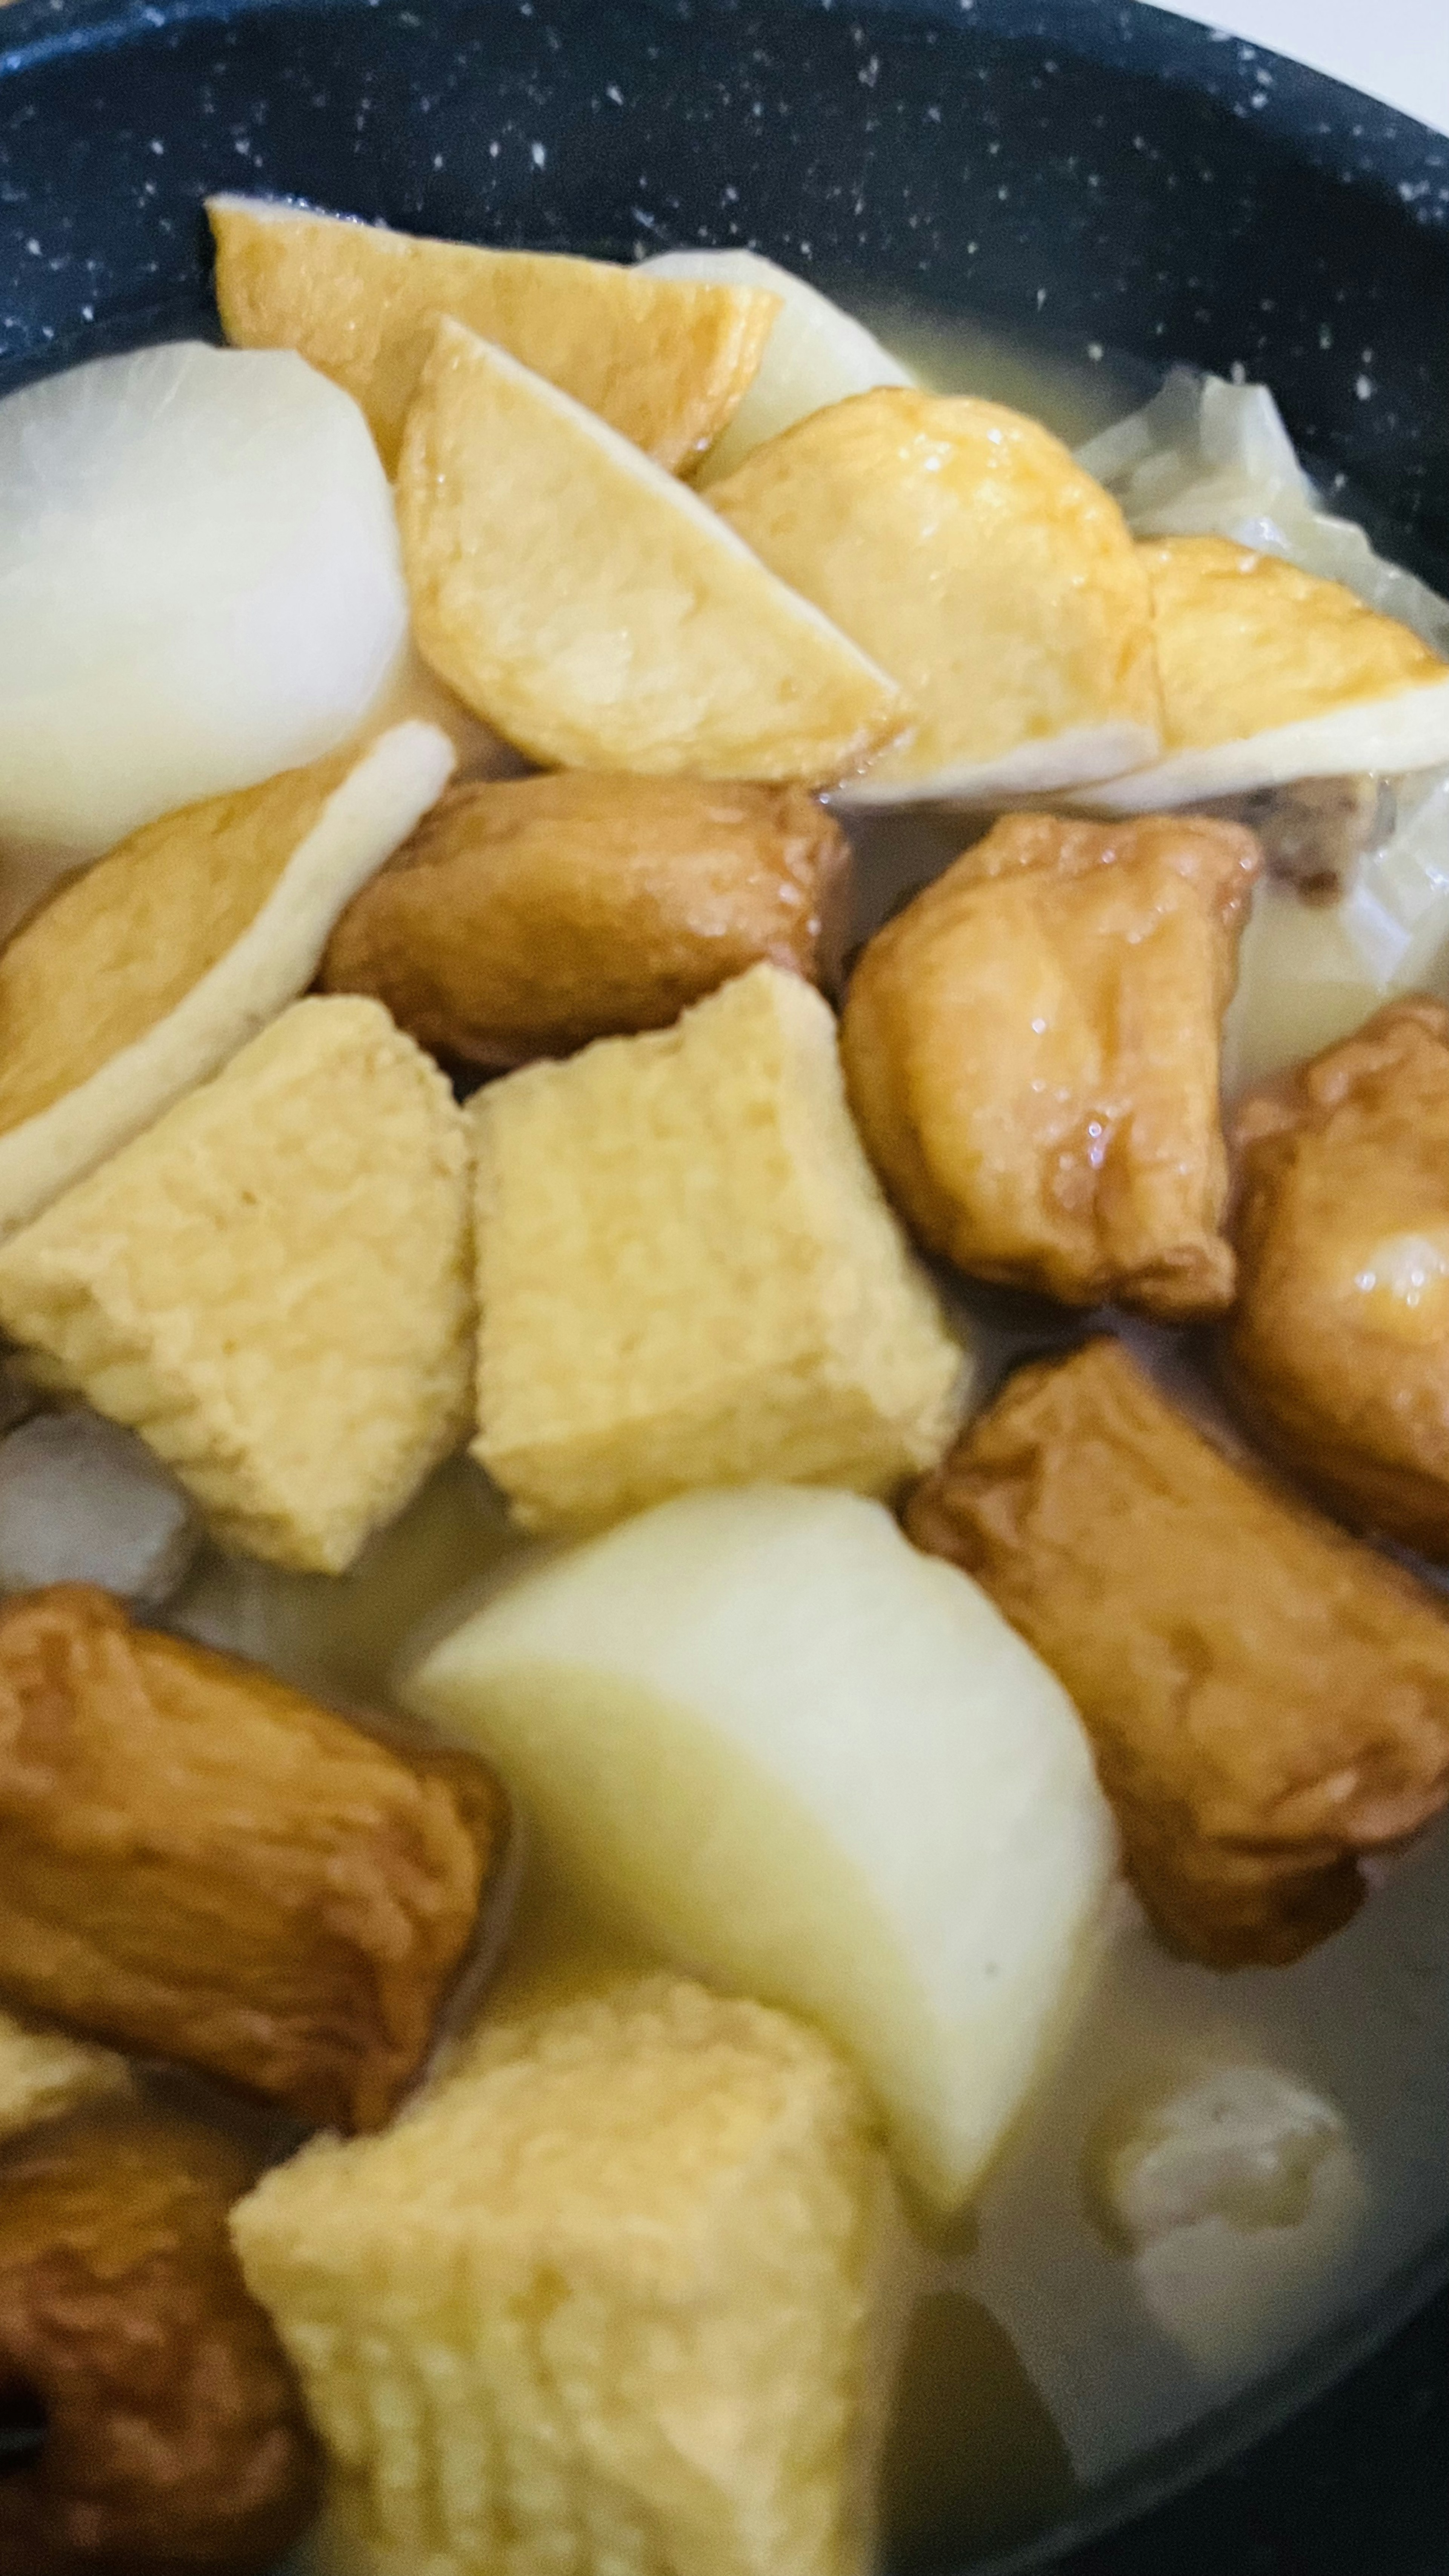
<box><xmin>841</xmin><ymin>813</ymin><xmax>1259</xmax><ymax>1318</ymax></box>
<box><xmin>904</xmin><ymin>1337</ymin><xmax>1449</xmax><ymax>1967</ymax></box>
<box><xmin>1224</xmin><ymin>997</ymin><xmax>1449</xmax><ymax>1559</ymax></box>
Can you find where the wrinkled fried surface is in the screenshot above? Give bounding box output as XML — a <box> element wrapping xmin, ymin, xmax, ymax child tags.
<box><xmin>1224</xmin><ymin>997</ymin><xmax>1449</xmax><ymax>1557</ymax></box>
<box><xmin>0</xmin><ymin>2102</ymin><xmax>318</xmax><ymax>2576</ymax></box>
<box><xmin>841</xmin><ymin>813</ymin><xmax>1259</xmax><ymax>1317</ymax></box>
<box><xmin>321</xmin><ymin>774</ymin><xmax>851</xmax><ymax>1069</ymax></box>
<box><xmin>904</xmin><ymin>1338</ymin><xmax>1449</xmax><ymax>1965</ymax></box>
<box><xmin>0</xmin><ymin>1587</ymin><xmax>508</xmax><ymax>2128</ymax></box>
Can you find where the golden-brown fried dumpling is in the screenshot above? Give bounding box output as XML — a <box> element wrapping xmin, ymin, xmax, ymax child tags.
<box><xmin>841</xmin><ymin>812</ymin><xmax>1259</xmax><ymax>1317</ymax></box>
<box><xmin>1223</xmin><ymin>996</ymin><xmax>1449</xmax><ymax>1557</ymax></box>
<box><xmin>905</xmin><ymin>1336</ymin><xmax>1449</xmax><ymax>1968</ymax></box>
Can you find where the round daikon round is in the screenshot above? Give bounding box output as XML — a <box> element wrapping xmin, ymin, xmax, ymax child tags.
<box><xmin>0</xmin><ymin>341</ymin><xmax>409</xmax><ymax>855</ymax></box>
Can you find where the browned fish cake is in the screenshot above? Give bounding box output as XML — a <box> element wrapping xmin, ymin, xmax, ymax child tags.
<box><xmin>904</xmin><ymin>1336</ymin><xmax>1449</xmax><ymax>1966</ymax></box>
<box><xmin>0</xmin><ymin>2100</ymin><xmax>318</xmax><ymax>2576</ymax></box>
<box><xmin>0</xmin><ymin>1585</ymin><xmax>509</xmax><ymax>2130</ymax></box>
<box><xmin>320</xmin><ymin>773</ymin><xmax>851</xmax><ymax>1070</ymax></box>
<box><xmin>1223</xmin><ymin>995</ymin><xmax>1449</xmax><ymax>1558</ymax></box>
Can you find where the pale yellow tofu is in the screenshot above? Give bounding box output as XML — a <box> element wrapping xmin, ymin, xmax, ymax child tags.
<box><xmin>395</xmin><ymin>318</ymin><xmax>904</xmax><ymax>783</ymax></box>
<box><xmin>230</xmin><ymin>1975</ymin><xmax>892</xmax><ymax>2576</ymax></box>
<box><xmin>0</xmin><ymin>998</ymin><xmax>473</xmax><ymax>1573</ymax></box>
<box><xmin>209</xmin><ymin>195</ymin><xmax>779</xmax><ymax>475</ymax></box>
<box><xmin>0</xmin><ymin>724</ymin><xmax>453</xmax><ymax>1243</ymax></box>
<box><xmin>469</xmin><ymin>962</ymin><xmax>969</xmax><ymax>1532</ymax></box>
<box><xmin>1084</xmin><ymin>537</ymin><xmax>1449</xmax><ymax>808</ymax></box>
<box><xmin>0</xmin><ymin>2006</ymin><xmax>132</xmax><ymax>2145</ymax></box>
<box><xmin>709</xmin><ymin>389</ymin><xmax>1161</xmax><ymax>801</ymax></box>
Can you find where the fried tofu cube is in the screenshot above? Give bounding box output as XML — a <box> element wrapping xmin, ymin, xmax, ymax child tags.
<box><xmin>395</xmin><ymin>319</ymin><xmax>903</xmax><ymax>784</ymax></box>
<box><xmin>0</xmin><ymin>997</ymin><xmax>473</xmax><ymax>1572</ymax></box>
<box><xmin>841</xmin><ymin>814</ymin><xmax>1260</xmax><ymax>1318</ymax></box>
<box><xmin>904</xmin><ymin>1336</ymin><xmax>1449</xmax><ymax>1966</ymax></box>
<box><xmin>230</xmin><ymin>1975</ymin><xmax>892</xmax><ymax>2576</ymax></box>
<box><xmin>0</xmin><ymin>2006</ymin><xmax>132</xmax><ymax>2146</ymax></box>
<box><xmin>469</xmin><ymin>962</ymin><xmax>969</xmax><ymax>1532</ymax></box>
<box><xmin>1223</xmin><ymin>997</ymin><xmax>1449</xmax><ymax>1558</ymax></box>
<box><xmin>1083</xmin><ymin>536</ymin><xmax>1449</xmax><ymax>810</ymax></box>
<box><xmin>208</xmin><ymin>196</ymin><xmax>780</xmax><ymax>476</ymax></box>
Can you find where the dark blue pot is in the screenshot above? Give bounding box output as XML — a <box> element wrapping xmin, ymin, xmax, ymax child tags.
<box><xmin>1</xmin><ymin>1</ymin><xmax>1446</xmax><ymax>2566</ymax></box>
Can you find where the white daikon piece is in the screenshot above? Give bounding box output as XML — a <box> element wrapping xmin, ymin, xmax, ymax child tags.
<box><xmin>402</xmin><ymin>1482</ymin><xmax>1118</xmax><ymax>2211</ymax></box>
<box><xmin>0</xmin><ymin>342</ymin><xmax>409</xmax><ymax>855</ymax></box>
<box><xmin>641</xmin><ymin>248</ymin><xmax>913</xmax><ymax>483</ymax></box>
<box><xmin>1093</xmin><ymin>2061</ymin><xmax>1365</xmax><ymax>2381</ymax></box>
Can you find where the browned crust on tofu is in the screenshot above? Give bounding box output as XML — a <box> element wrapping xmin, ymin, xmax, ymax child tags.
<box><xmin>904</xmin><ymin>1336</ymin><xmax>1449</xmax><ymax>1965</ymax></box>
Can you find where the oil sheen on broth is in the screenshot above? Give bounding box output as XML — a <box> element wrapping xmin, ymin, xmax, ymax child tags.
<box><xmin>150</xmin><ymin>297</ymin><xmax>1449</xmax><ymax>2565</ymax></box>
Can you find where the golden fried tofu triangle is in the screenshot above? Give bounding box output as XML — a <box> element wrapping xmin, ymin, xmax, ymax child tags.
<box><xmin>0</xmin><ymin>723</ymin><xmax>453</xmax><ymax>1245</ymax></box>
<box><xmin>396</xmin><ymin>317</ymin><xmax>905</xmax><ymax>783</ymax></box>
<box><xmin>709</xmin><ymin>388</ymin><xmax>1163</xmax><ymax>802</ymax></box>
<box><xmin>1084</xmin><ymin>536</ymin><xmax>1449</xmax><ymax>809</ymax></box>
<box><xmin>208</xmin><ymin>194</ymin><xmax>780</xmax><ymax>474</ymax></box>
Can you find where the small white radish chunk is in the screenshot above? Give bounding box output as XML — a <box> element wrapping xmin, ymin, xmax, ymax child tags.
<box><xmin>0</xmin><ymin>343</ymin><xmax>408</xmax><ymax>856</ymax></box>
<box><xmin>1095</xmin><ymin>2065</ymin><xmax>1347</xmax><ymax>2250</ymax></box>
<box><xmin>402</xmin><ymin>1483</ymin><xmax>1117</xmax><ymax>2210</ymax></box>
<box><xmin>642</xmin><ymin>248</ymin><xmax>913</xmax><ymax>483</ymax></box>
<box><xmin>0</xmin><ymin>1410</ymin><xmax>201</xmax><ymax>1604</ymax></box>
<box><xmin>1091</xmin><ymin>2062</ymin><xmax>1364</xmax><ymax>2379</ymax></box>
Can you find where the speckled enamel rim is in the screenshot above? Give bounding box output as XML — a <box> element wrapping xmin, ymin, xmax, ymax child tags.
<box><xmin>0</xmin><ymin>2</ymin><xmax>1448</xmax><ymax>2568</ymax></box>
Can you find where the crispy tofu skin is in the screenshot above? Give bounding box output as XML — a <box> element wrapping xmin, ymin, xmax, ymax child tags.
<box><xmin>841</xmin><ymin>814</ymin><xmax>1260</xmax><ymax>1318</ymax></box>
<box><xmin>1223</xmin><ymin>997</ymin><xmax>1449</xmax><ymax>1557</ymax></box>
<box><xmin>0</xmin><ymin>2009</ymin><xmax>132</xmax><ymax>2148</ymax></box>
<box><xmin>1145</xmin><ymin>537</ymin><xmax>1447</xmax><ymax>753</ymax></box>
<box><xmin>904</xmin><ymin>1338</ymin><xmax>1449</xmax><ymax>1967</ymax></box>
<box><xmin>320</xmin><ymin>774</ymin><xmax>851</xmax><ymax>1069</ymax></box>
<box><xmin>0</xmin><ymin>726</ymin><xmax>453</xmax><ymax>1245</ymax></box>
<box><xmin>709</xmin><ymin>389</ymin><xmax>1162</xmax><ymax>801</ymax></box>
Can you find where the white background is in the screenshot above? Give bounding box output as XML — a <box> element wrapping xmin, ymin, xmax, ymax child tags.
<box><xmin>1148</xmin><ymin>0</ymin><xmax>1449</xmax><ymax>137</ymax></box>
